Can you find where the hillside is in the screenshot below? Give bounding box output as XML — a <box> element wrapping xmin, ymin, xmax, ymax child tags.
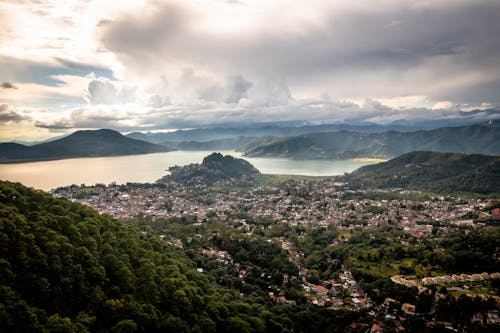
<box><xmin>159</xmin><ymin>152</ymin><xmax>260</xmax><ymax>185</ymax></box>
<box><xmin>0</xmin><ymin>129</ymin><xmax>171</xmax><ymax>163</ymax></box>
<box><xmin>0</xmin><ymin>180</ymin><xmax>368</xmax><ymax>332</ymax></box>
<box><xmin>126</xmin><ymin>118</ymin><xmax>500</xmax><ymax>145</ymax></box>
<box><xmin>344</xmin><ymin>151</ymin><xmax>500</xmax><ymax>194</ymax></box>
<box><xmin>244</xmin><ymin>123</ymin><xmax>500</xmax><ymax>159</ymax></box>
<box><xmin>159</xmin><ymin>136</ymin><xmax>276</xmax><ymax>152</ymax></box>
<box><xmin>0</xmin><ymin>181</ymin><xmax>251</xmax><ymax>332</ymax></box>
<box><xmin>125</xmin><ymin>122</ymin><xmax>434</xmax><ymax>145</ymax></box>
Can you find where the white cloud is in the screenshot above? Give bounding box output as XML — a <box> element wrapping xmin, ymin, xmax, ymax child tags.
<box><xmin>1</xmin><ymin>0</ymin><xmax>500</xmax><ymax>139</ymax></box>
<box><xmin>432</xmin><ymin>101</ymin><xmax>455</xmax><ymax>110</ymax></box>
<box><xmin>86</xmin><ymin>77</ymin><xmax>119</xmax><ymax>104</ymax></box>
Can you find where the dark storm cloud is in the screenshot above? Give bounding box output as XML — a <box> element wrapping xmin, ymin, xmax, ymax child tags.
<box><xmin>224</xmin><ymin>75</ymin><xmax>253</xmax><ymax>103</ymax></box>
<box><xmin>1</xmin><ymin>82</ymin><xmax>17</xmax><ymax>89</ymax></box>
<box><xmin>98</xmin><ymin>2</ymin><xmax>191</xmax><ymax>64</ymax></box>
<box><xmin>0</xmin><ymin>104</ymin><xmax>28</xmax><ymax>122</ymax></box>
<box><xmin>438</xmin><ymin>77</ymin><xmax>500</xmax><ymax>104</ymax></box>
<box><xmin>34</xmin><ymin>120</ymin><xmax>72</xmax><ymax>130</ymax></box>
<box><xmin>98</xmin><ymin>1</ymin><xmax>500</xmax><ymax>103</ymax></box>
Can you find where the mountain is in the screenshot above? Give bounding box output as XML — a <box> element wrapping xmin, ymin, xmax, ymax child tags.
<box><xmin>9</xmin><ymin>133</ymin><xmax>69</xmax><ymax>146</ymax></box>
<box><xmin>126</xmin><ymin>123</ymin><xmax>424</xmax><ymax>144</ymax></box>
<box><xmin>244</xmin><ymin>123</ymin><xmax>500</xmax><ymax>159</ymax></box>
<box><xmin>159</xmin><ymin>136</ymin><xmax>276</xmax><ymax>152</ymax></box>
<box><xmin>0</xmin><ymin>129</ymin><xmax>171</xmax><ymax>163</ymax></box>
<box><xmin>343</xmin><ymin>151</ymin><xmax>500</xmax><ymax>194</ymax></box>
<box><xmin>159</xmin><ymin>152</ymin><xmax>260</xmax><ymax>185</ymax></box>
<box><xmin>126</xmin><ymin>117</ymin><xmax>500</xmax><ymax>145</ymax></box>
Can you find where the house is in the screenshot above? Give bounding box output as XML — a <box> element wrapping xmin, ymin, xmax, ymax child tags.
<box><xmin>401</xmin><ymin>303</ymin><xmax>416</xmax><ymax>315</ymax></box>
<box><xmin>315</xmin><ymin>285</ymin><xmax>329</xmax><ymax>294</ymax></box>
<box><xmin>370</xmin><ymin>323</ymin><xmax>383</xmax><ymax>333</ymax></box>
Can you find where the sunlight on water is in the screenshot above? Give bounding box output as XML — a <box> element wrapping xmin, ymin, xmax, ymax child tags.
<box><xmin>0</xmin><ymin>151</ymin><xmax>378</xmax><ymax>191</ymax></box>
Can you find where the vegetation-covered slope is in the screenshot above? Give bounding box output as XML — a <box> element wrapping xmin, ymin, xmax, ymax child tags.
<box><xmin>1</xmin><ymin>181</ymin><xmax>367</xmax><ymax>332</ymax></box>
<box><xmin>160</xmin><ymin>153</ymin><xmax>260</xmax><ymax>185</ymax></box>
<box><xmin>0</xmin><ymin>129</ymin><xmax>170</xmax><ymax>163</ymax></box>
<box><xmin>344</xmin><ymin>151</ymin><xmax>500</xmax><ymax>194</ymax></box>
<box><xmin>244</xmin><ymin>123</ymin><xmax>500</xmax><ymax>159</ymax></box>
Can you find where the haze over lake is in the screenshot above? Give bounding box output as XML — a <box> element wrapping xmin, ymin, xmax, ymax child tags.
<box><xmin>0</xmin><ymin>151</ymin><xmax>378</xmax><ymax>191</ymax></box>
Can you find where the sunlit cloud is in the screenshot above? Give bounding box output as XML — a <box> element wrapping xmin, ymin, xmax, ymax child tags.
<box><xmin>0</xmin><ymin>0</ymin><xmax>499</xmax><ymax>140</ymax></box>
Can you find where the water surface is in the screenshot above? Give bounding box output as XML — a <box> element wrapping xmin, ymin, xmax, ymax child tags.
<box><xmin>0</xmin><ymin>151</ymin><xmax>377</xmax><ymax>191</ymax></box>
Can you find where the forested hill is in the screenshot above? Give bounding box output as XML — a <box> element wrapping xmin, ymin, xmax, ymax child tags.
<box><xmin>1</xmin><ymin>180</ymin><xmax>358</xmax><ymax>332</ymax></box>
<box><xmin>159</xmin><ymin>152</ymin><xmax>260</xmax><ymax>185</ymax></box>
<box><xmin>0</xmin><ymin>129</ymin><xmax>170</xmax><ymax>163</ymax></box>
<box><xmin>344</xmin><ymin>151</ymin><xmax>500</xmax><ymax>194</ymax></box>
<box><xmin>244</xmin><ymin>123</ymin><xmax>500</xmax><ymax>159</ymax></box>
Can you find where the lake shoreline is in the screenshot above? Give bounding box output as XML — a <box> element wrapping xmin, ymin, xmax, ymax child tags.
<box><xmin>0</xmin><ymin>151</ymin><xmax>378</xmax><ymax>191</ymax></box>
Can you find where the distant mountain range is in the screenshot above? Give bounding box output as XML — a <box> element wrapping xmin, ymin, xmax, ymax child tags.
<box><xmin>126</xmin><ymin>123</ymin><xmax>432</xmax><ymax>144</ymax></box>
<box><xmin>160</xmin><ymin>136</ymin><xmax>277</xmax><ymax>152</ymax></box>
<box><xmin>1</xmin><ymin>119</ymin><xmax>499</xmax><ymax>164</ymax></box>
<box><xmin>126</xmin><ymin>111</ymin><xmax>500</xmax><ymax>144</ymax></box>
<box><xmin>0</xmin><ymin>129</ymin><xmax>170</xmax><ymax>163</ymax></box>
<box><xmin>343</xmin><ymin>151</ymin><xmax>500</xmax><ymax>194</ymax></box>
<box><xmin>244</xmin><ymin>121</ymin><xmax>500</xmax><ymax>159</ymax></box>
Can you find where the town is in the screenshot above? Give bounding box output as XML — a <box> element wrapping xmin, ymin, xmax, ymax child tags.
<box><xmin>53</xmin><ymin>176</ymin><xmax>500</xmax><ymax>331</ymax></box>
<box><xmin>53</xmin><ymin>179</ymin><xmax>495</xmax><ymax>232</ymax></box>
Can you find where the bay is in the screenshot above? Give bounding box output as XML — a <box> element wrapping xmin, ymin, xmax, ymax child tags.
<box><xmin>0</xmin><ymin>151</ymin><xmax>378</xmax><ymax>191</ymax></box>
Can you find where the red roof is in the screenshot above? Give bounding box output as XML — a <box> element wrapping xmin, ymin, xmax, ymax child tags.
<box><xmin>315</xmin><ymin>285</ymin><xmax>328</xmax><ymax>293</ymax></box>
<box><xmin>371</xmin><ymin>323</ymin><xmax>383</xmax><ymax>332</ymax></box>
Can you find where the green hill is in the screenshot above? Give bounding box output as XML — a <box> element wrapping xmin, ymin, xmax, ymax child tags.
<box><xmin>0</xmin><ymin>129</ymin><xmax>171</xmax><ymax>163</ymax></box>
<box><xmin>159</xmin><ymin>152</ymin><xmax>260</xmax><ymax>185</ymax></box>
<box><xmin>2</xmin><ymin>180</ymin><xmax>349</xmax><ymax>332</ymax></box>
<box><xmin>244</xmin><ymin>123</ymin><xmax>500</xmax><ymax>159</ymax></box>
<box><xmin>344</xmin><ymin>151</ymin><xmax>500</xmax><ymax>194</ymax></box>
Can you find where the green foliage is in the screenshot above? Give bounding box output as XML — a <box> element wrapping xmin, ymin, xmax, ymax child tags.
<box><xmin>0</xmin><ymin>181</ymin><xmax>361</xmax><ymax>332</ymax></box>
<box><xmin>345</xmin><ymin>151</ymin><xmax>500</xmax><ymax>194</ymax></box>
<box><xmin>245</xmin><ymin>123</ymin><xmax>500</xmax><ymax>159</ymax></box>
<box><xmin>159</xmin><ymin>153</ymin><xmax>259</xmax><ymax>185</ymax></box>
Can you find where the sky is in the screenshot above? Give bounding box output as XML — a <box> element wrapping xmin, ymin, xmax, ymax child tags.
<box><xmin>0</xmin><ymin>0</ymin><xmax>499</xmax><ymax>141</ymax></box>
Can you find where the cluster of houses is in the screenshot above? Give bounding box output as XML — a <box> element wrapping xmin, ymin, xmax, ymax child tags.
<box><xmin>53</xmin><ymin>182</ymin><xmax>495</xmax><ymax>238</ymax></box>
<box><xmin>392</xmin><ymin>272</ymin><xmax>500</xmax><ymax>288</ymax></box>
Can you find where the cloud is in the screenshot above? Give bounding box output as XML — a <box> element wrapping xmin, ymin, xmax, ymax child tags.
<box><xmin>86</xmin><ymin>77</ymin><xmax>119</xmax><ymax>104</ymax></box>
<box><xmin>432</xmin><ymin>101</ymin><xmax>455</xmax><ymax>110</ymax></box>
<box><xmin>30</xmin><ymin>96</ymin><xmax>499</xmax><ymax>134</ymax></box>
<box><xmin>85</xmin><ymin>76</ymin><xmax>138</xmax><ymax>105</ymax></box>
<box><xmin>0</xmin><ymin>55</ymin><xmax>113</xmax><ymax>86</ymax></box>
<box><xmin>34</xmin><ymin>119</ymin><xmax>72</xmax><ymax>130</ymax></box>
<box><xmin>34</xmin><ymin>104</ymin><xmax>150</xmax><ymax>131</ymax></box>
<box><xmin>0</xmin><ymin>104</ymin><xmax>28</xmax><ymax>122</ymax></box>
<box><xmin>225</xmin><ymin>75</ymin><xmax>252</xmax><ymax>103</ymax></box>
<box><xmin>97</xmin><ymin>0</ymin><xmax>500</xmax><ymax>104</ymax></box>
<box><xmin>1</xmin><ymin>82</ymin><xmax>17</xmax><ymax>89</ymax></box>
<box><xmin>2</xmin><ymin>0</ymin><xmax>500</xmax><ymax>140</ymax></box>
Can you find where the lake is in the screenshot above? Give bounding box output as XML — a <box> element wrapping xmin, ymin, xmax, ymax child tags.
<box><xmin>0</xmin><ymin>151</ymin><xmax>379</xmax><ymax>191</ymax></box>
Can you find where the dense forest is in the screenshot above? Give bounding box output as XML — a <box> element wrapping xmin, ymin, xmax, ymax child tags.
<box><xmin>0</xmin><ymin>181</ymin><xmax>367</xmax><ymax>332</ymax></box>
<box><xmin>1</xmin><ymin>179</ymin><xmax>499</xmax><ymax>332</ymax></box>
<box><xmin>344</xmin><ymin>151</ymin><xmax>500</xmax><ymax>194</ymax></box>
